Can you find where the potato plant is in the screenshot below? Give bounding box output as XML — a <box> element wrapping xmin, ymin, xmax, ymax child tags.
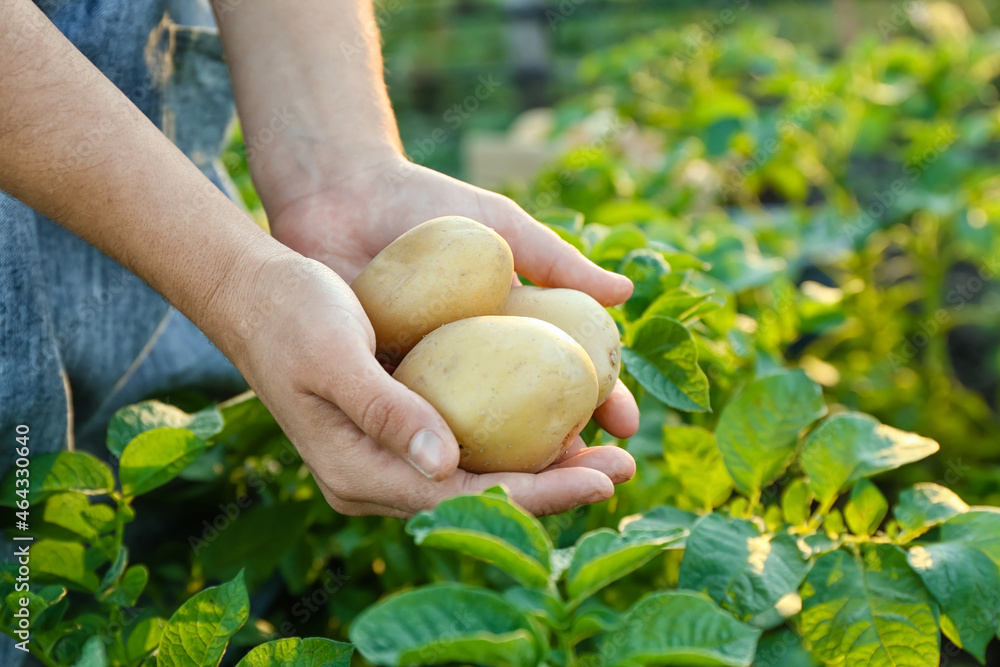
<box><xmin>0</xmin><ymin>403</ymin><xmax>352</xmax><ymax>666</ymax></box>
<box><xmin>346</xmin><ymin>369</ymin><xmax>1000</xmax><ymax>666</ymax></box>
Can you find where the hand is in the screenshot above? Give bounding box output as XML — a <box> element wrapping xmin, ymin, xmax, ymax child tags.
<box><xmin>266</xmin><ymin>156</ymin><xmax>641</xmax><ymax>441</ymax></box>
<box><xmin>235</xmin><ymin>252</ymin><xmax>636</xmax><ymax>517</ymax></box>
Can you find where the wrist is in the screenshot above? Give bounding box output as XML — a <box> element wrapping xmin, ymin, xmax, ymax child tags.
<box><xmin>249</xmin><ymin>130</ymin><xmax>406</xmax><ymax>221</ymax></box>
<box><xmin>188</xmin><ymin>224</ymin><xmax>298</xmax><ymax>375</ymax></box>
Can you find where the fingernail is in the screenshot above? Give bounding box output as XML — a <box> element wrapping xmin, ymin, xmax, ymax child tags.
<box><xmin>409</xmin><ymin>429</ymin><xmax>446</xmax><ymax>479</ymax></box>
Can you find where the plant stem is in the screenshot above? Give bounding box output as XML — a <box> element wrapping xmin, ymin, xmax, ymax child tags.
<box><xmin>114</xmin><ymin>495</ymin><xmax>127</xmax><ymax>549</ymax></box>
<box><xmin>559</xmin><ymin>630</ymin><xmax>578</xmax><ymax>667</ymax></box>
<box><xmin>745</xmin><ymin>489</ymin><xmax>762</xmax><ymax>519</ymax></box>
<box><xmin>893</xmin><ymin>527</ymin><xmax>928</xmax><ymax>545</ymax></box>
<box><xmin>804</xmin><ymin>494</ymin><xmax>838</xmax><ymax>533</ymax></box>
<box><xmin>841</xmin><ymin>533</ymin><xmax>888</xmax><ymax>544</ymax></box>
<box><xmin>29</xmin><ymin>643</ymin><xmax>58</xmax><ymax>667</ymax></box>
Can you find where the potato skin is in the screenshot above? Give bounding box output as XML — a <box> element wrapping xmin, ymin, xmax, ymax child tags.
<box><xmin>500</xmin><ymin>286</ymin><xmax>621</xmax><ymax>406</ymax></box>
<box><xmin>393</xmin><ymin>316</ymin><xmax>599</xmax><ymax>474</ymax></box>
<box><xmin>352</xmin><ymin>216</ymin><xmax>514</xmax><ymax>365</ymax></box>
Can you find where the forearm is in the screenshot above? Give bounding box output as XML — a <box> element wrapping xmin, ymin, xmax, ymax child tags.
<box><xmin>0</xmin><ymin>0</ymin><xmax>288</xmax><ymax>363</ymax></box>
<box><xmin>212</xmin><ymin>0</ymin><xmax>404</xmax><ymax>218</ymax></box>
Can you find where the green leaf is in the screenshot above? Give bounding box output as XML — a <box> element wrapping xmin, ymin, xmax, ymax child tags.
<box><xmin>600</xmin><ymin>231</ymin><xmax>654</xmax><ymax>266</ymax></box>
<box><xmin>157</xmin><ymin>570</ymin><xmax>250</xmax><ymax>667</ymax></box>
<box><xmin>2</xmin><ymin>587</ymin><xmax>65</xmax><ymax>631</ymax></box>
<box><xmin>678</xmin><ymin>514</ymin><xmax>809</xmax><ymax>625</ymax></box>
<box><xmin>235</xmin><ymin>637</ymin><xmax>353</xmax><ymax>667</ymax></box>
<box><xmin>569</xmin><ymin>598</ymin><xmax>621</xmax><ymax>642</ymax></box>
<box><xmin>104</xmin><ymin>564</ymin><xmax>147</xmax><ymax>607</ymax></box>
<box><xmin>908</xmin><ymin>543</ymin><xmax>1000</xmax><ymax>663</ymax></box>
<box><xmin>566</xmin><ymin>527</ymin><xmax>686</xmax><ymax>607</ymax></box>
<box><xmin>349</xmin><ymin>583</ymin><xmax>540</xmax><ymax>667</ymax></box>
<box><xmin>894</xmin><ymin>483</ymin><xmax>969</xmax><ymax>534</ymax></box>
<box><xmin>800</xmin><ymin>413</ymin><xmax>939</xmax><ymax>504</ymax></box>
<box><xmin>797</xmin><ymin>545</ymin><xmax>940</xmax><ymax>666</ymax></box>
<box><xmin>716</xmin><ymin>371</ymin><xmax>826</xmax><ymax>497</ymax></box>
<box><xmin>75</xmin><ymin>635</ymin><xmax>109</xmax><ymax>667</ymax></box>
<box><xmin>177</xmin><ymin>446</ymin><xmax>227</xmax><ymax>482</ymax></box>
<box><xmin>502</xmin><ymin>587</ymin><xmax>565</xmax><ymax>627</ymax></box>
<box><xmin>32</xmin><ymin>540</ymin><xmax>99</xmax><ymax>592</ymax></box>
<box><xmin>42</xmin><ymin>492</ymin><xmax>116</xmax><ymax>539</ymax></box>
<box><xmin>107</xmin><ymin>400</ymin><xmax>223</xmax><ymax>458</ymax></box>
<box><xmin>406</xmin><ymin>494</ymin><xmax>552</xmax><ymax>588</ymax></box>
<box><xmin>781</xmin><ymin>479</ymin><xmax>813</xmax><ymax>527</ymax></box>
<box><xmin>763</xmin><ymin>505</ymin><xmax>783</xmax><ymax>533</ymax></box>
<box><xmin>621</xmin><ymin>505</ymin><xmax>699</xmax><ymax>545</ymax></box>
<box><xmin>125</xmin><ymin>617</ymin><xmax>164</xmax><ymax>664</ymax></box>
<box><xmin>663</xmin><ymin>425</ymin><xmax>732</xmax><ymax>509</ymax></box>
<box><xmin>822</xmin><ymin>508</ymin><xmax>844</xmax><ymax>535</ymax></box>
<box><xmin>753</xmin><ymin>628</ymin><xmax>818</xmax><ymax>667</ymax></box>
<box><xmin>622</xmin><ymin>316</ymin><xmax>710</xmax><ymax>412</ymax></box>
<box><xmin>97</xmin><ymin>546</ymin><xmax>128</xmax><ymax>595</ymax></box>
<box><xmin>644</xmin><ymin>290</ymin><xmax>719</xmax><ymax>323</ymax></box>
<box><xmin>937</xmin><ymin>509</ymin><xmax>1000</xmax><ymax>567</ymax></box>
<box><xmin>119</xmin><ymin>428</ymin><xmax>209</xmax><ymax>497</ymax></box>
<box><xmin>0</xmin><ymin>451</ymin><xmax>114</xmax><ymax>506</ymax></box>
<box><xmin>599</xmin><ymin>590</ymin><xmax>761</xmax><ymax>666</ymax></box>
<box><xmin>14</xmin><ymin>585</ymin><xmax>67</xmax><ymax>638</ymax></box>
<box><xmin>197</xmin><ymin>501</ymin><xmax>312</xmax><ymax>585</ymax></box>
<box><xmin>843</xmin><ymin>479</ymin><xmax>888</xmax><ymax>536</ymax></box>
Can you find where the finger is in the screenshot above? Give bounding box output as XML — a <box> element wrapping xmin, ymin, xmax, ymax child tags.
<box><xmin>309</xmin><ymin>430</ymin><xmax>615</xmax><ymax>517</ymax></box>
<box><xmin>311</xmin><ymin>342</ymin><xmax>460</xmax><ymax>481</ymax></box>
<box><xmin>500</xmin><ymin>207</ymin><xmax>633</xmax><ymax>307</ymax></box>
<box><xmin>546</xmin><ymin>445</ymin><xmax>636</xmax><ymax>484</ymax></box>
<box><xmin>306</xmin><ymin>418</ymin><xmax>619</xmax><ymax>517</ymax></box>
<box><xmin>456</xmin><ymin>467</ymin><xmax>615</xmax><ymax>516</ymax></box>
<box><xmin>311</xmin><ymin>476</ymin><xmax>409</xmax><ymax>518</ymax></box>
<box><xmin>552</xmin><ymin>435</ymin><xmax>587</xmax><ymax>463</ymax></box>
<box><xmin>593</xmin><ymin>380</ymin><xmax>640</xmax><ymax>439</ymax></box>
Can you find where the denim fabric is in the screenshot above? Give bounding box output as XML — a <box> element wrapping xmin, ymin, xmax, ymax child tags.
<box><xmin>0</xmin><ymin>2</ymin><xmax>245</xmax><ymax>657</ymax></box>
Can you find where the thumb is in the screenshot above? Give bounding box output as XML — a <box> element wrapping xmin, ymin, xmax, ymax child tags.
<box><xmin>314</xmin><ymin>344</ymin><xmax>460</xmax><ymax>480</ymax></box>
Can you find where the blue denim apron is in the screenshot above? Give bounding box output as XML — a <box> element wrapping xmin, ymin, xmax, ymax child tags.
<box><xmin>0</xmin><ymin>5</ymin><xmax>246</xmax><ymax>647</ymax></box>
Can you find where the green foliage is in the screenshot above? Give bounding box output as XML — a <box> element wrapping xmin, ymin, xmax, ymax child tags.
<box><xmin>564</xmin><ymin>527</ymin><xmax>684</xmax><ymax>608</ymax></box>
<box><xmin>0</xmin><ymin>401</ymin><xmax>326</xmax><ymax>666</ymax></box>
<box><xmin>406</xmin><ymin>492</ymin><xmax>553</xmax><ymax>589</ymax></box>
<box><xmin>107</xmin><ymin>401</ymin><xmax>223</xmax><ymax>459</ymax></box>
<box><xmin>798</xmin><ymin>545</ymin><xmax>941</xmax><ymax>666</ymax></box>
<box><xmin>349</xmin><ymin>584</ymin><xmax>542</xmax><ymax>667</ymax></box>
<box><xmin>801</xmin><ymin>412</ymin><xmax>939</xmax><ymax>504</ymax></box>
<box><xmin>351</xmin><ymin>499</ymin><xmax>689</xmax><ymax>665</ymax></box>
<box><xmin>598</xmin><ymin>591</ymin><xmax>761</xmax><ymax>666</ymax></box>
<box><xmin>235</xmin><ymin>637</ymin><xmax>352</xmax><ymax>667</ymax></box>
<box><xmin>158</xmin><ymin>571</ymin><xmax>249</xmax><ymax>667</ymax></box>
<box><xmin>678</xmin><ymin>514</ymin><xmax>807</xmax><ymax>626</ymax></box>
<box><xmin>0</xmin><ymin>451</ymin><xmax>114</xmax><ymax>506</ymax></box>
<box><xmin>119</xmin><ymin>429</ymin><xmax>210</xmax><ymax>498</ymax></box>
<box><xmin>622</xmin><ymin>316</ymin><xmax>710</xmax><ymax>412</ymax></box>
<box><xmin>715</xmin><ymin>370</ymin><xmax>826</xmax><ymax>498</ymax></box>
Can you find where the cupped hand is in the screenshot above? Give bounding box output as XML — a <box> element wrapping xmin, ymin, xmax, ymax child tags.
<box><xmin>266</xmin><ymin>156</ymin><xmax>641</xmax><ymax>439</ymax></box>
<box><xmin>235</xmin><ymin>252</ymin><xmax>635</xmax><ymax>517</ymax></box>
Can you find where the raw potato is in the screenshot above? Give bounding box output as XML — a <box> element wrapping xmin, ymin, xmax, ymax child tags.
<box><xmin>501</xmin><ymin>286</ymin><xmax>621</xmax><ymax>406</ymax></box>
<box><xmin>352</xmin><ymin>216</ymin><xmax>515</xmax><ymax>365</ymax></box>
<box><xmin>394</xmin><ymin>316</ymin><xmax>599</xmax><ymax>474</ymax></box>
